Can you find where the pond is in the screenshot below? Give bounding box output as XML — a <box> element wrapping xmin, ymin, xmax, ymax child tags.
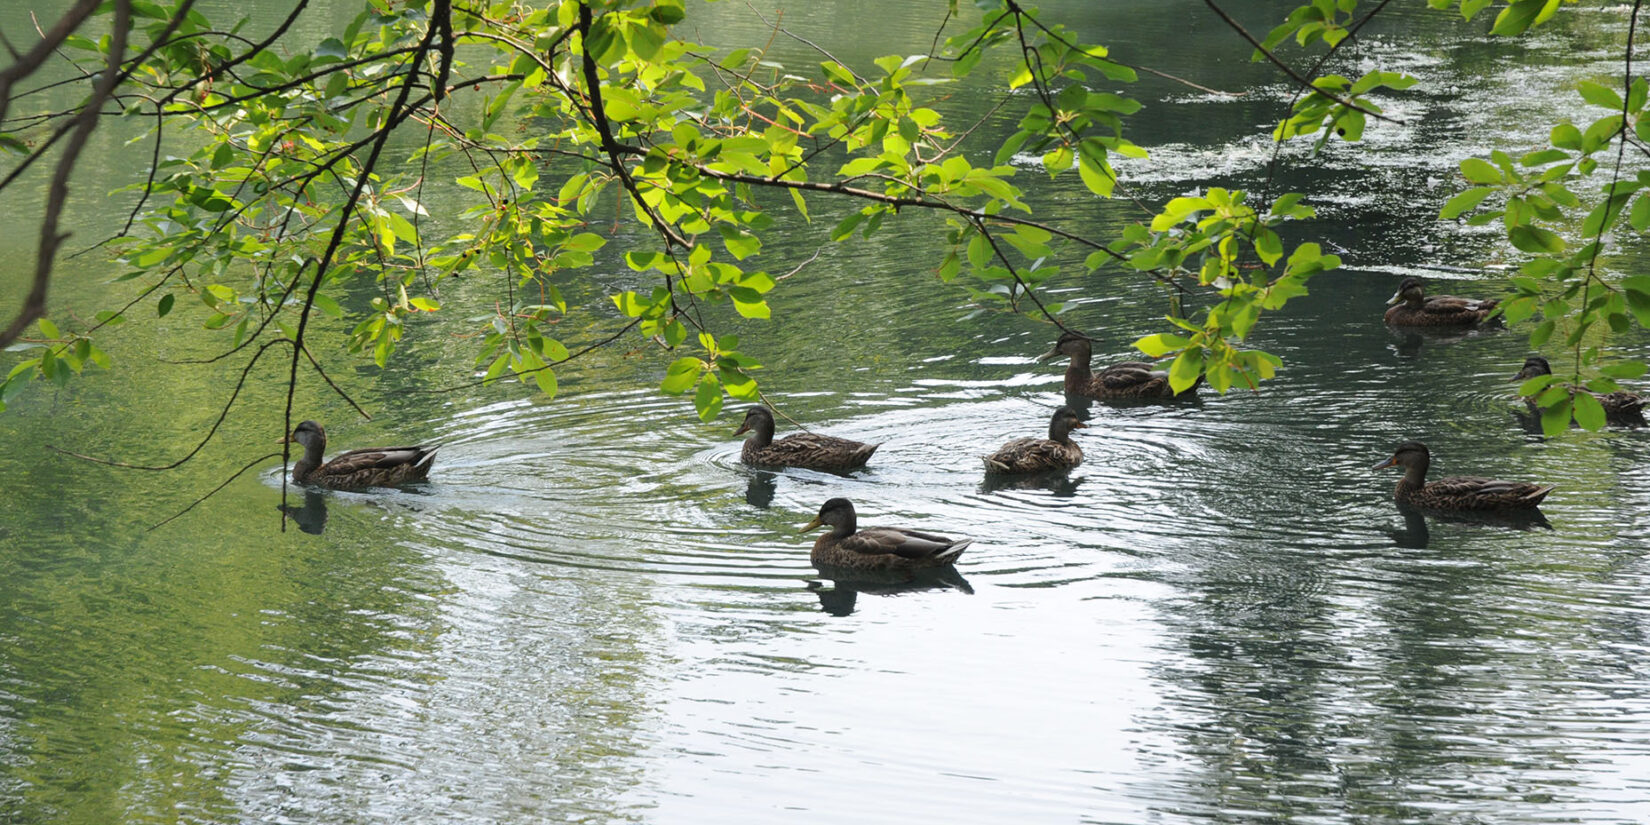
<box><xmin>3</xmin><ymin>1</ymin><xmax>1649</xmax><ymax>822</ymax></box>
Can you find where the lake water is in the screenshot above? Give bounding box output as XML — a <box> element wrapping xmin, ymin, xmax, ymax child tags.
<box><xmin>3</xmin><ymin>1</ymin><xmax>1650</xmax><ymax>823</ymax></box>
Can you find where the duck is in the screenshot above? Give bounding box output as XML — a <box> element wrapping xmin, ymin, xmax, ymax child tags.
<box><xmin>1037</xmin><ymin>331</ymin><xmax>1196</xmax><ymax>399</ymax></box>
<box><xmin>283</xmin><ymin>420</ymin><xmax>439</xmax><ymax>489</ymax></box>
<box><xmin>1372</xmin><ymin>441</ymin><xmax>1553</xmax><ymax>511</ymax></box>
<box><xmin>799</xmin><ymin>498</ymin><xmax>973</xmax><ymax>570</ymax></box>
<box><xmin>1511</xmin><ymin>355</ymin><xmax>1647</xmax><ymax>424</ymax></box>
<box><xmin>983</xmin><ymin>406</ymin><xmax>1086</xmax><ymax>474</ymax></box>
<box><xmin>1383</xmin><ymin>277</ymin><xmax>1498</xmax><ymax>327</ymax></box>
<box><xmin>734</xmin><ymin>405</ymin><xmax>878</xmax><ymax>472</ymax></box>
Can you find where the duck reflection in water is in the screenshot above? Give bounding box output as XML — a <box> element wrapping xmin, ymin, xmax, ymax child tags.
<box><xmin>1387</xmin><ymin>503</ymin><xmax>1551</xmax><ymax>548</ymax></box>
<box><xmin>807</xmin><ymin>565</ymin><xmax>974</xmax><ymax>617</ymax></box>
<box><xmin>744</xmin><ymin>469</ymin><xmax>779</xmax><ymax>508</ymax></box>
<box><xmin>278</xmin><ymin>488</ymin><xmax>330</xmax><ymax>535</ymax></box>
<box><xmin>978</xmin><ymin>470</ymin><xmax>1084</xmax><ymax>497</ymax></box>
<box><xmin>1388</xmin><ymin>324</ymin><xmax>1495</xmax><ymax>358</ymax></box>
<box><xmin>1389</xmin><ymin>505</ymin><xmax>1430</xmax><ymax>548</ymax></box>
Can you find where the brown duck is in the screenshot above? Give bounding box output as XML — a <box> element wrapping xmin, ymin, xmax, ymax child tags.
<box><xmin>800</xmin><ymin>498</ymin><xmax>973</xmax><ymax>570</ymax></box>
<box><xmin>734</xmin><ymin>406</ymin><xmax>878</xmax><ymax>472</ymax></box>
<box><xmin>1373</xmin><ymin>441</ymin><xmax>1553</xmax><ymax>511</ymax></box>
<box><xmin>283</xmin><ymin>420</ymin><xmax>439</xmax><ymax>489</ymax></box>
<box><xmin>983</xmin><ymin>406</ymin><xmax>1086</xmax><ymax>474</ymax></box>
<box><xmin>1037</xmin><ymin>332</ymin><xmax>1196</xmax><ymax>399</ymax></box>
<box><xmin>1384</xmin><ymin>277</ymin><xmax>1498</xmax><ymax>327</ymax></box>
<box><xmin>1511</xmin><ymin>355</ymin><xmax>1647</xmax><ymax>424</ymax></box>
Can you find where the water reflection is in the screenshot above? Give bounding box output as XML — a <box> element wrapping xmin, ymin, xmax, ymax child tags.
<box><xmin>977</xmin><ymin>469</ymin><xmax>1084</xmax><ymax>497</ymax></box>
<box><xmin>743</xmin><ymin>469</ymin><xmax>779</xmax><ymax>508</ymax></box>
<box><xmin>806</xmin><ymin>565</ymin><xmax>974</xmax><ymax>616</ymax></box>
<box><xmin>278</xmin><ymin>488</ymin><xmax>330</xmax><ymax>534</ymax></box>
<box><xmin>9</xmin><ymin>0</ymin><xmax>1650</xmax><ymax>822</ymax></box>
<box><xmin>1387</xmin><ymin>324</ymin><xmax>1502</xmax><ymax>357</ymax></box>
<box><xmin>1385</xmin><ymin>502</ymin><xmax>1556</xmax><ymax>549</ymax></box>
<box><xmin>1389</xmin><ymin>505</ymin><xmax>1431</xmax><ymax>548</ymax></box>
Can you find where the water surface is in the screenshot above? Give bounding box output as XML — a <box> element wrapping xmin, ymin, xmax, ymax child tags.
<box><xmin>3</xmin><ymin>1</ymin><xmax>1650</xmax><ymax>823</ymax></box>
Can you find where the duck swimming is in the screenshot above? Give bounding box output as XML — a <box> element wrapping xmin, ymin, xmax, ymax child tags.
<box><xmin>1384</xmin><ymin>277</ymin><xmax>1498</xmax><ymax>327</ymax></box>
<box><xmin>1373</xmin><ymin>441</ymin><xmax>1552</xmax><ymax>511</ymax></box>
<box><xmin>734</xmin><ymin>406</ymin><xmax>878</xmax><ymax>472</ymax></box>
<box><xmin>983</xmin><ymin>406</ymin><xmax>1086</xmax><ymax>474</ymax></box>
<box><xmin>1037</xmin><ymin>332</ymin><xmax>1196</xmax><ymax>399</ymax></box>
<box><xmin>283</xmin><ymin>420</ymin><xmax>439</xmax><ymax>490</ymax></box>
<box><xmin>1511</xmin><ymin>355</ymin><xmax>1646</xmax><ymax>425</ymax></box>
<box><xmin>799</xmin><ymin>498</ymin><xmax>973</xmax><ymax>570</ymax></box>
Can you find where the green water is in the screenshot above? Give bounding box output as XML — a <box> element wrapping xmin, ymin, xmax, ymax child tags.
<box><xmin>4</xmin><ymin>1</ymin><xmax>1650</xmax><ymax>823</ymax></box>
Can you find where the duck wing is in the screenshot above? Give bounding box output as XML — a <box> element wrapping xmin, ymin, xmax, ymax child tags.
<box><xmin>1421</xmin><ymin>295</ymin><xmax>1497</xmax><ymax>317</ymax></box>
<box><xmin>983</xmin><ymin>437</ymin><xmax>1081</xmax><ymax>474</ymax></box>
<box><xmin>840</xmin><ymin>526</ymin><xmax>973</xmax><ymax>560</ymax></box>
<box><xmin>1599</xmin><ymin>391</ymin><xmax>1648</xmax><ymax>415</ymax></box>
<box><xmin>1097</xmin><ymin>362</ymin><xmax>1166</xmax><ymax>390</ymax></box>
<box><xmin>319</xmin><ymin>444</ymin><xmax>439</xmax><ymax>480</ymax></box>
<box><xmin>1427</xmin><ymin>474</ymin><xmax>1553</xmax><ymax>508</ymax></box>
<box><xmin>755</xmin><ymin>433</ymin><xmax>879</xmax><ymax>469</ymax></box>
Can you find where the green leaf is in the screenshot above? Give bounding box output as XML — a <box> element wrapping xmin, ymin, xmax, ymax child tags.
<box><xmin>1551</xmin><ymin>122</ymin><xmax>1584</xmax><ymax>150</ymax></box>
<box><xmin>37</xmin><ymin>319</ymin><xmax>59</xmax><ymax>339</ymax></box>
<box><xmin>649</xmin><ymin>0</ymin><xmax>685</xmax><ymax>24</ymax></box>
<box><xmin>1540</xmin><ymin>395</ymin><xmax>1572</xmax><ymax>436</ymax></box>
<box><xmin>1530</xmin><ymin>319</ymin><xmax>1556</xmax><ymax>347</ymax></box>
<box><xmin>534</xmin><ymin>366</ymin><xmax>558</xmax><ymax>398</ymax></box>
<box><xmin>1631</xmin><ymin>195</ymin><xmax>1650</xmax><ymax>231</ymax></box>
<box><xmin>157</xmin><ymin>293</ymin><xmax>175</xmax><ymax>318</ymax></box>
<box><xmin>1578</xmin><ymin>79</ymin><xmax>1624</xmax><ymax>110</ymax></box>
<box><xmin>661</xmin><ymin>357</ymin><xmax>701</xmax><ymax>394</ymax></box>
<box><xmin>1459</xmin><ymin>157</ymin><xmax>1503</xmax><ymax>184</ymax></box>
<box><xmin>1490</xmin><ymin>0</ymin><xmax>1546</xmax><ymax>36</ymax></box>
<box><xmin>565</xmin><ymin>232</ymin><xmax>607</xmax><ymax>253</ymax></box>
<box><xmin>732</xmin><ymin>295</ymin><xmax>770</xmax><ymax>319</ymax></box>
<box><xmin>1135</xmin><ymin>332</ymin><xmax>1190</xmax><ymax>357</ymax></box>
<box><xmin>1168</xmin><ymin>348</ymin><xmax>1203</xmax><ymax>394</ymax></box>
<box><xmin>1509</xmin><ymin>225</ymin><xmax>1565</xmax><ymax>253</ymax></box>
<box><xmin>694</xmin><ymin>375</ymin><xmax>724</xmax><ymax>421</ymax></box>
<box><xmin>1600</xmin><ymin>361</ymin><xmax>1647</xmax><ymax>379</ymax></box>
<box><xmin>1440</xmin><ymin>187</ymin><xmax>1495</xmax><ymax>219</ymax></box>
<box><xmin>1573</xmin><ymin>390</ymin><xmax>1606</xmax><ymax>431</ymax></box>
<box><xmin>313</xmin><ymin>292</ymin><xmax>344</xmax><ymax>318</ymax></box>
<box><xmin>821</xmin><ymin>61</ymin><xmax>856</xmax><ymax>86</ymax></box>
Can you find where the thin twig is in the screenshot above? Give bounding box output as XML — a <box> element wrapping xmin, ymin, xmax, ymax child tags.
<box><xmin>48</xmin><ymin>340</ymin><xmax>286</xmax><ymax>469</ymax></box>
<box><xmin>147</xmin><ymin>452</ymin><xmax>283</xmax><ymax>531</ymax></box>
<box><xmin>405</xmin><ymin>316</ymin><xmax>642</xmax><ymax>394</ymax></box>
<box><xmin>1203</xmin><ymin>0</ymin><xmax>1400</xmax><ymax>125</ymax></box>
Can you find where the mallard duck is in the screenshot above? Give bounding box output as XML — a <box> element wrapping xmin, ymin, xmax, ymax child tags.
<box><xmin>1384</xmin><ymin>277</ymin><xmax>1498</xmax><ymax>327</ymax></box>
<box><xmin>983</xmin><ymin>406</ymin><xmax>1086</xmax><ymax>474</ymax></box>
<box><xmin>1037</xmin><ymin>332</ymin><xmax>1196</xmax><ymax>399</ymax></box>
<box><xmin>734</xmin><ymin>406</ymin><xmax>878</xmax><ymax>472</ymax></box>
<box><xmin>283</xmin><ymin>420</ymin><xmax>439</xmax><ymax>490</ymax></box>
<box><xmin>1373</xmin><ymin>441</ymin><xmax>1553</xmax><ymax>511</ymax></box>
<box><xmin>799</xmin><ymin>498</ymin><xmax>973</xmax><ymax>570</ymax></box>
<box><xmin>1511</xmin><ymin>355</ymin><xmax>1647</xmax><ymax>424</ymax></box>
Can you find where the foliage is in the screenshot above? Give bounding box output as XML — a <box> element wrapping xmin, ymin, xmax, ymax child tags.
<box><xmin>1429</xmin><ymin>0</ymin><xmax>1648</xmax><ymax>434</ymax></box>
<box><xmin>0</xmin><ymin>0</ymin><xmax>1642</xmax><ymax>442</ymax></box>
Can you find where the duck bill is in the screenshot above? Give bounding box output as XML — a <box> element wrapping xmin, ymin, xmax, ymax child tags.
<box><xmin>733</xmin><ymin>422</ymin><xmax>750</xmax><ymax>436</ymax></box>
<box><xmin>1035</xmin><ymin>346</ymin><xmax>1061</xmax><ymax>362</ymax></box>
<box><xmin>1509</xmin><ymin>369</ymin><xmax>1534</xmax><ymax>382</ymax></box>
<box><xmin>278</xmin><ymin>434</ymin><xmax>295</xmax><ymax>444</ymax></box>
<box><xmin>1372</xmin><ymin>456</ymin><xmax>1398</xmax><ymax>471</ymax></box>
<box><xmin>1070</xmin><ymin>421</ymin><xmax>1088</xmax><ymax>429</ymax></box>
<box><xmin>1386</xmin><ymin>289</ymin><xmax>1403</xmax><ymax>306</ymax></box>
<box><xmin>799</xmin><ymin>516</ymin><xmax>823</xmax><ymax>533</ymax></box>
